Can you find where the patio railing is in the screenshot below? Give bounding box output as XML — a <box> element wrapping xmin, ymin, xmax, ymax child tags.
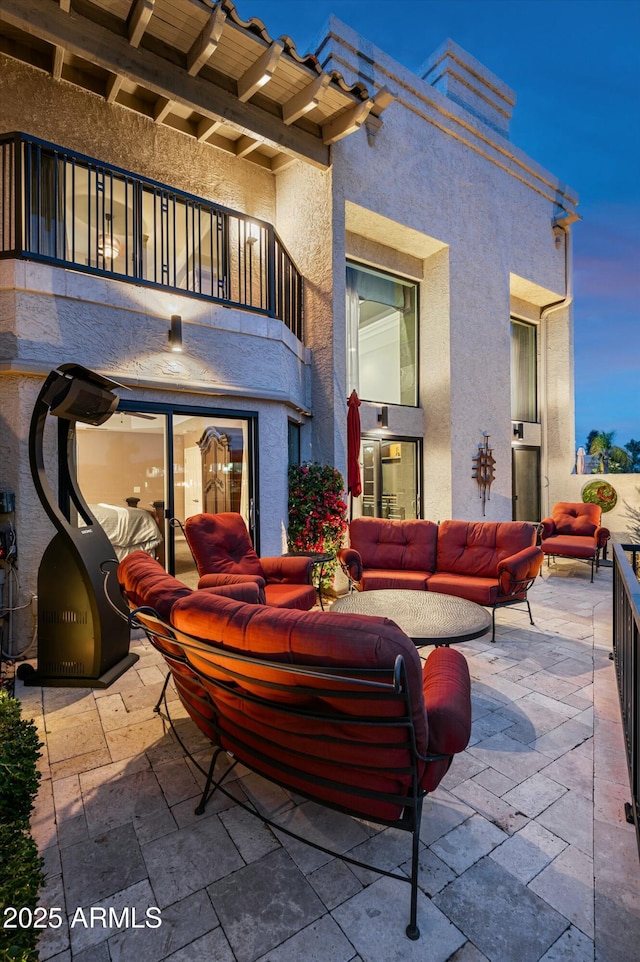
<box><xmin>0</xmin><ymin>132</ymin><xmax>304</xmax><ymax>339</ymax></box>
<box><xmin>612</xmin><ymin>541</ymin><xmax>640</xmax><ymax>857</ymax></box>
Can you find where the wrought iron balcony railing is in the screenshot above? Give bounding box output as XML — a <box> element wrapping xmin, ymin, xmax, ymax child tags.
<box><xmin>612</xmin><ymin>542</ymin><xmax>640</xmax><ymax>859</ymax></box>
<box><xmin>0</xmin><ymin>133</ymin><xmax>303</xmax><ymax>339</ymax></box>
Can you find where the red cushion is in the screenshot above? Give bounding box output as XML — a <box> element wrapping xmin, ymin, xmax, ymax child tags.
<box><xmin>117</xmin><ymin>550</ymin><xmax>192</xmax><ymax>619</ymax></box>
<box><xmin>427</xmin><ymin>572</ymin><xmax>499</xmax><ymax>606</ymax></box>
<box><xmin>551</xmin><ymin>502</ymin><xmax>600</xmax><ymax>537</ymax></box>
<box><xmin>184</xmin><ymin>513</ymin><xmax>265</xmax><ymax>578</ymax></box>
<box><xmin>349</xmin><ymin>518</ymin><xmax>438</xmax><ymax>574</ymax></box>
<box><xmin>420</xmin><ymin>647</ymin><xmax>472</xmax><ymax>792</ymax></box>
<box><xmin>436</xmin><ymin>520</ymin><xmax>536</xmax><ymax>578</ymax></box>
<box><xmin>361</xmin><ymin>570</ymin><xmax>432</xmax><ymax>591</ymax></box>
<box><xmin>264</xmin><ymin>583</ymin><xmax>317</xmax><ymax>610</ymax></box>
<box><xmin>169</xmin><ymin>591</ymin><xmax>429</xmax><ymax>755</ymax></box>
<box><xmin>541</xmin><ymin>534</ymin><xmax>599</xmax><ymax>559</ymax></box>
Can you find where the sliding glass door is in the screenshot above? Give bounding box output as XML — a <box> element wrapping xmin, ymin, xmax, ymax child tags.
<box><xmin>74</xmin><ymin>403</ymin><xmax>256</xmax><ymax>586</ymax></box>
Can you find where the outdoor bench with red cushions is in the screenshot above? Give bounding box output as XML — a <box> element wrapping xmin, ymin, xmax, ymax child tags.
<box><xmin>116</xmin><ymin>550</ymin><xmax>471</xmax><ymax>940</ymax></box>
<box><xmin>337</xmin><ymin>517</ymin><xmax>544</xmax><ymax>640</ymax></box>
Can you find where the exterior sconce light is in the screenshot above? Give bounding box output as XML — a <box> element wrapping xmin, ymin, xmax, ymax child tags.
<box><xmin>378</xmin><ymin>406</ymin><xmax>389</xmax><ymax>429</ymax></box>
<box><xmin>246</xmin><ymin>223</ymin><xmax>260</xmax><ymax>245</ymax></box>
<box><xmin>168</xmin><ymin>314</ymin><xmax>183</xmax><ymax>352</ymax></box>
<box><xmin>472</xmin><ymin>433</ymin><xmax>495</xmax><ymax>516</ymax></box>
<box><xmin>513</xmin><ymin>422</ymin><xmax>524</xmax><ymax>440</ymax></box>
<box><xmin>97</xmin><ymin>213</ymin><xmax>120</xmax><ymax>261</ymax></box>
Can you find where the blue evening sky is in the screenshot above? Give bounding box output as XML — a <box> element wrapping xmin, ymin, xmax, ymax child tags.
<box><xmin>240</xmin><ymin>0</ymin><xmax>640</xmax><ymax>450</ymax></box>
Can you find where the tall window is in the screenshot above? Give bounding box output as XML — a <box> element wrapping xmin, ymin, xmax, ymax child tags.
<box><xmin>511</xmin><ymin>319</ymin><xmax>538</xmax><ymax>422</ymax></box>
<box><xmin>347</xmin><ymin>263</ymin><xmax>418</xmax><ymax>406</ymax></box>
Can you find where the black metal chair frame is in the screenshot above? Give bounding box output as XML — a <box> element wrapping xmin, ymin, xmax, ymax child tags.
<box><xmin>544</xmin><ymin>546</ymin><xmax>602</xmax><ymax>582</ymax></box>
<box><xmin>125</xmin><ymin>603</ymin><xmax>454</xmax><ymax>941</ymax></box>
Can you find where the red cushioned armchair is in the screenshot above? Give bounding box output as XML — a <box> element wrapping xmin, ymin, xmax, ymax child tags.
<box><xmin>184</xmin><ymin>512</ymin><xmax>317</xmax><ymax>610</ymax></box>
<box><xmin>540</xmin><ymin>502</ymin><xmax>610</xmax><ymax>582</ymax></box>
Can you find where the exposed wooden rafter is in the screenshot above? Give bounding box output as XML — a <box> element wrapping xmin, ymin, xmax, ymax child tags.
<box><xmin>153</xmin><ymin>96</ymin><xmax>172</xmax><ymax>123</ymax></box>
<box><xmin>128</xmin><ymin>0</ymin><xmax>154</xmax><ymax>49</ymax></box>
<box><xmin>186</xmin><ymin>5</ymin><xmax>226</xmax><ymax>77</ymax></box>
<box><xmin>106</xmin><ymin>73</ymin><xmax>124</xmax><ymax>104</ymax></box>
<box><xmin>235</xmin><ymin>135</ymin><xmax>259</xmax><ymax>158</ymax></box>
<box><xmin>196</xmin><ymin>118</ymin><xmax>221</xmax><ymax>142</ymax></box>
<box><xmin>52</xmin><ymin>43</ymin><xmax>64</xmax><ymax>80</ymax></box>
<box><xmin>0</xmin><ymin>0</ymin><xmax>384</xmax><ymax>171</ymax></box>
<box><xmin>238</xmin><ymin>39</ymin><xmax>284</xmax><ymax>103</ymax></box>
<box><xmin>322</xmin><ymin>98</ymin><xmax>373</xmax><ymax>145</ymax></box>
<box><xmin>282</xmin><ymin>73</ymin><xmax>330</xmax><ymax>125</ymax></box>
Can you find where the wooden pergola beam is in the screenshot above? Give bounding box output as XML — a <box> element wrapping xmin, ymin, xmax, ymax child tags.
<box><xmin>238</xmin><ymin>39</ymin><xmax>284</xmax><ymax>103</ymax></box>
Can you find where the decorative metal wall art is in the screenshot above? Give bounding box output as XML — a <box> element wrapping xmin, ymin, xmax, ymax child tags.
<box><xmin>472</xmin><ymin>434</ymin><xmax>496</xmax><ymax>516</ymax></box>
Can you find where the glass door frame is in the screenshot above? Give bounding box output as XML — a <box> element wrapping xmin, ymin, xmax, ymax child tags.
<box><xmin>108</xmin><ymin>399</ymin><xmax>259</xmax><ymax>571</ymax></box>
<box><xmin>360</xmin><ymin>433</ymin><xmax>423</xmax><ymax>520</ymax></box>
<box><xmin>511</xmin><ymin>444</ymin><xmax>541</xmax><ymax>523</ymax></box>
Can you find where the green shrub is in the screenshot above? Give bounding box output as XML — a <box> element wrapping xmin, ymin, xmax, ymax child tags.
<box><xmin>0</xmin><ymin>823</ymin><xmax>45</xmax><ymax>961</ymax></box>
<box><xmin>0</xmin><ymin>690</ymin><xmax>42</xmax><ymax>824</ymax></box>
<box><xmin>0</xmin><ymin>691</ymin><xmax>45</xmax><ymax>961</ymax></box>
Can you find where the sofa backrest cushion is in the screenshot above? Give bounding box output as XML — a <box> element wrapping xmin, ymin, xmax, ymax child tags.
<box><xmin>117</xmin><ymin>550</ymin><xmax>193</xmax><ymax>620</ymax></box>
<box><xmin>552</xmin><ymin>502</ymin><xmax>600</xmax><ymax>537</ymax></box>
<box><xmin>349</xmin><ymin>517</ymin><xmax>438</xmax><ymax>573</ymax></box>
<box><xmin>169</xmin><ymin>590</ymin><xmax>429</xmax><ymax>755</ymax></box>
<box><xmin>185</xmin><ymin>512</ymin><xmax>265</xmax><ymax>578</ymax></box>
<box><xmin>437</xmin><ymin>520</ymin><xmax>537</xmax><ymax>578</ymax></box>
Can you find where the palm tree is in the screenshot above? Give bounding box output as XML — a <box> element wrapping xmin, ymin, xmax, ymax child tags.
<box><xmin>589</xmin><ymin>431</ymin><xmax>615</xmax><ymax>473</ymax></box>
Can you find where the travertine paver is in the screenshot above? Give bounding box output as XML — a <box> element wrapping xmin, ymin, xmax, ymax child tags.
<box><xmin>433</xmin><ymin>856</ymin><xmax>568</xmax><ymax>962</ymax></box>
<box><xmin>21</xmin><ymin>566</ymin><xmax>640</xmax><ymax>961</ymax></box>
<box><xmin>489</xmin><ymin>820</ymin><xmax>567</xmax><ymax>883</ymax></box>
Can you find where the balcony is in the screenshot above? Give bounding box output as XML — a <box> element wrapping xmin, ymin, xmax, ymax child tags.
<box><xmin>19</xmin><ymin>558</ymin><xmax>640</xmax><ymax>961</ymax></box>
<box><xmin>0</xmin><ymin>133</ymin><xmax>304</xmax><ymax>339</ymax></box>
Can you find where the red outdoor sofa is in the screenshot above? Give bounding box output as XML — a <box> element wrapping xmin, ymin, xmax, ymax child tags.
<box><xmin>338</xmin><ymin>517</ymin><xmax>544</xmax><ymax>641</ymax></box>
<box><xmin>115</xmin><ymin>549</ymin><xmax>472</xmax><ymax>940</ymax></box>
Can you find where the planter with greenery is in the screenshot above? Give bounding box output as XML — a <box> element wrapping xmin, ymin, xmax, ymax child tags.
<box><xmin>0</xmin><ymin>689</ymin><xmax>45</xmax><ymax>962</ymax></box>
<box><xmin>287</xmin><ymin>463</ymin><xmax>348</xmax><ymax>594</ymax></box>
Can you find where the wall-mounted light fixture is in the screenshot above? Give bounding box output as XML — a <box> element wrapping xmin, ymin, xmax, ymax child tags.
<box><xmin>97</xmin><ymin>213</ymin><xmax>121</xmax><ymax>261</ymax></box>
<box><xmin>512</xmin><ymin>422</ymin><xmax>524</xmax><ymax>440</ymax></box>
<box><xmin>168</xmin><ymin>314</ymin><xmax>183</xmax><ymax>352</ymax></box>
<box><xmin>377</xmin><ymin>406</ymin><xmax>389</xmax><ymax>429</ymax></box>
<box><xmin>246</xmin><ymin>222</ymin><xmax>260</xmax><ymax>246</ymax></box>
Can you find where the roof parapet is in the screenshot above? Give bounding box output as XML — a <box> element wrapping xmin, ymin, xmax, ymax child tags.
<box><xmin>419</xmin><ymin>39</ymin><xmax>516</xmax><ymax>138</ymax></box>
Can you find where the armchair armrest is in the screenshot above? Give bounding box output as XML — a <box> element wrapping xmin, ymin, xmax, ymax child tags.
<box><xmin>261</xmin><ymin>555</ymin><xmax>313</xmax><ymax>585</ymax></box>
<box><xmin>595</xmin><ymin>525</ymin><xmax>610</xmax><ymax>548</ymax></box>
<box><xmin>201</xmin><ymin>582</ymin><xmax>262</xmax><ymax>604</ymax></box>
<box><xmin>497</xmin><ymin>546</ymin><xmax>544</xmax><ymax>597</ymax></box>
<box><xmin>198</xmin><ymin>572</ymin><xmax>266</xmax><ymax>603</ymax></box>
<box><xmin>540</xmin><ymin>518</ymin><xmax>556</xmax><ymax>538</ymax></box>
<box><xmin>336</xmin><ymin>547</ymin><xmax>363</xmax><ymax>586</ymax></box>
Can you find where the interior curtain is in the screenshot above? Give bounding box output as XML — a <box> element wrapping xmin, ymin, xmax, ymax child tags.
<box><xmin>346</xmin><ymin>267</ymin><xmax>360</xmax><ymax>393</ymax></box>
<box><xmin>511</xmin><ymin>321</ymin><xmax>537</xmax><ymax>421</ymax></box>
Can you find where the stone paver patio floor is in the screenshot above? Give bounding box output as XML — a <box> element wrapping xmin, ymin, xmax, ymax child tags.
<box><xmin>17</xmin><ymin>560</ymin><xmax>640</xmax><ymax>962</ymax></box>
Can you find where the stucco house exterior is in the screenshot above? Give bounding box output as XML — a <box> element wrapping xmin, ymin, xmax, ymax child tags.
<box><xmin>0</xmin><ymin>0</ymin><xmax>578</xmax><ymax>654</ymax></box>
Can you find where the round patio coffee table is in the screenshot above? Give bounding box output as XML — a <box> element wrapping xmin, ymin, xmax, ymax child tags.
<box><xmin>330</xmin><ymin>589</ymin><xmax>491</xmax><ymax>646</ymax></box>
